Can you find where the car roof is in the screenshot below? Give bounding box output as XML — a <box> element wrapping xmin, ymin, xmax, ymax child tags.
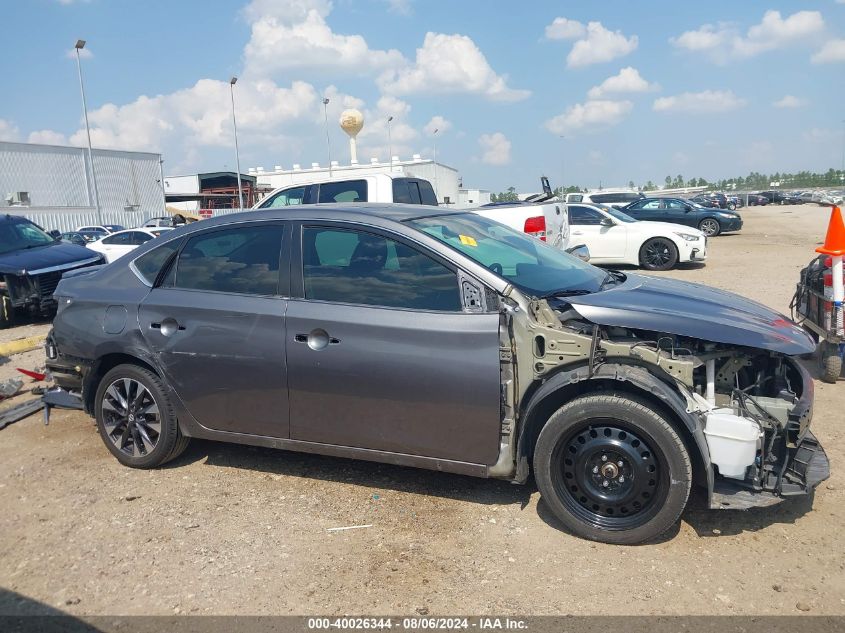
<box><xmin>184</xmin><ymin>203</ymin><xmax>461</xmax><ymax>228</ymax></box>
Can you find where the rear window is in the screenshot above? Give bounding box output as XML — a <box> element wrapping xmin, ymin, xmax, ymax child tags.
<box><xmin>392</xmin><ymin>178</ymin><xmax>438</xmax><ymax>205</ymax></box>
<box><xmin>590</xmin><ymin>192</ymin><xmax>641</xmax><ymax>204</ymax></box>
<box><xmin>317</xmin><ymin>180</ymin><xmax>367</xmax><ymax>203</ymax></box>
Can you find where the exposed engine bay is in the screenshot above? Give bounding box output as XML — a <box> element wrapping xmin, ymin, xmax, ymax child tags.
<box><xmin>496</xmin><ymin>291</ymin><xmax>825</xmax><ymax>508</ymax></box>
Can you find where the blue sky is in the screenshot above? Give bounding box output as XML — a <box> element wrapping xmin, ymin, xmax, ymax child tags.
<box><xmin>1</xmin><ymin>0</ymin><xmax>844</xmax><ymax>191</ymax></box>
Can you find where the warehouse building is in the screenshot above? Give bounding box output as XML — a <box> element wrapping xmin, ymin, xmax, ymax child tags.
<box><xmin>0</xmin><ymin>141</ymin><xmax>166</xmax><ymax>232</ymax></box>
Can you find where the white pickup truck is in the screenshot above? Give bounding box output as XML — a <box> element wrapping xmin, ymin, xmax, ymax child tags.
<box><xmin>255</xmin><ymin>173</ymin><xmax>580</xmax><ymax>257</ymax></box>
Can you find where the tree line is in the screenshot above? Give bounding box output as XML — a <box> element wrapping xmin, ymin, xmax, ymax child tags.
<box><xmin>489</xmin><ymin>167</ymin><xmax>845</xmax><ymax>201</ymax></box>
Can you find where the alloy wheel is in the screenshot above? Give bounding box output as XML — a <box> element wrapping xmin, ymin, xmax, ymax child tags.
<box><xmin>101</xmin><ymin>378</ymin><xmax>161</xmax><ymax>457</ymax></box>
<box><xmin>699</xmin><ymin>219</ymin><xmax>719</xmax><ymax>236</ymax></box>
<box><xmin>643</xmin><ymin>239</ymin><xmax>673</xmax><ymax>268</ymax></box>
<box><xmin>552</xmin><ymin>422</ymin><xmax>669</xmax><ymax>530</ymax></box>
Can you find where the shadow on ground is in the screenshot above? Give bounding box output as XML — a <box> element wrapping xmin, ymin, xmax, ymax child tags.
<box><xmin>176</xmin><ymin>439</ymin><xmax>534</xmax><ymax>510</ymax></box>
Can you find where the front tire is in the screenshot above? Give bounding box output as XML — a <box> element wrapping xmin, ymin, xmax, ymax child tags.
<box><xmin>639</xmin><ymin>238</ymin><xmax>679</xmax><ymax>271</ymax></box>
<box><xmin>95</xmin><ymin>364</ymin><xmax>190</xmax><ymax>468</ymax></box>
<box><xmin>727</xmin><ymin>203</ymin><xmax>736</xmax><ymax>210</ymax></box>
<box><xmin>698</xmin><ymin>218</ymin><xmax>721</xmax><ymax>237</ymax></box>
<box><xmin>0</xmin><ymin>294</ymin><xmax>14</xmax><ymax>330</ymax></box>
<box><xmin>533</xmin><ymin>394</ymin><xmax>692</xmax><ymax>544</ymax></box>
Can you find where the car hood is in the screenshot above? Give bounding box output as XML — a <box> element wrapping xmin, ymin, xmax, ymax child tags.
<box><xmin>566</xmin><ymin>273</ymin><xmax>814</xmax><ymax>356</ymax></box>
<box><xmin>0</xmin><ymin>241</ymin><xmax>101</xmax><ymax>275</ymax></box>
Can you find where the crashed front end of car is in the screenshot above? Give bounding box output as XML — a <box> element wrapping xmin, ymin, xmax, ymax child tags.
<box><xmin>498</xmin><ymin>272</ymin><xmax>829</xmax><ymax>509</ymax></box>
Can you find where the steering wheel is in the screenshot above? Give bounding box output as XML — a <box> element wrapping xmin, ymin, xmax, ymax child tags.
<box><xmin>488</xmin><ymin>262</ymin><xmax>503</xmax><ymax>275</ymax></box>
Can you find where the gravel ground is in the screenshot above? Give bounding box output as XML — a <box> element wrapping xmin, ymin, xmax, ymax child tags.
<box><xmin>0</xmin><ymin>204</ymin><xmax>843</xmax><ymax>616</ymax></box>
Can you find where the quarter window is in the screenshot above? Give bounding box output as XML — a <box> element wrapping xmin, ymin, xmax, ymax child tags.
<box><xmin>174</xmin><ymin>225</ymin><xmax>284</xmax><ymax>296</ymax></box>
<box><xmin>134</xmin><ymin>241</ymin><xmax>180</xmax><ymax>285</ymax></box>
<box><xmin>302</xmin><ymin>227</ymin><xmax>460</xmax><ymax>311</ymax></box>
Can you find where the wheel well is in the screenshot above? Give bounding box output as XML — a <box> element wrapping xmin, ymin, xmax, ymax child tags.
<box><xmin>84</xmin><ymin>353</ymin><xmax>159</xmax><ymax>414</ymax></box>
<box><xmin>520</xmin><ymin>379</ymin><xmax>707</xmax><ymax>488</ymax></box>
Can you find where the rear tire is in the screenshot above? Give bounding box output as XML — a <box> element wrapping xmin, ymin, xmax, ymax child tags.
<box><xmin>95</xmin><ymin>364</ymin><xmax>190</xmax><ymax>468</ymax></box>
<box><xmin>820</xmin><ymin>343</ymin><xmax>843</xmax><ymax>383</ymax></box>
<box><xmin>533</xmin><ymin>393</ymin><xmax>692</xmax><ymax>544</ymax></box>
<box><xmin>639</xmin><ymin>238</ymin><xmax>679</xmax><ymax>271</ymax></box>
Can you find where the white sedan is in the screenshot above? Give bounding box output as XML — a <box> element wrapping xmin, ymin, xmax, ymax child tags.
<box><xmin>567</xmin><ymin>203</ymin><xmax>706</xmax><ymax>271</ymax></box>
<box><xmin>87</xmin><ymin>228</ymin><xmax>172</xmax><ymax>263</ymax></box>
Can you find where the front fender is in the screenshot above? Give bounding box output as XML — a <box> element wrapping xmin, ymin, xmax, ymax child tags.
<box><xmin>514</xmin><ymin>362</ymin><xmax>713</xmax><ymax>495</ymax></box>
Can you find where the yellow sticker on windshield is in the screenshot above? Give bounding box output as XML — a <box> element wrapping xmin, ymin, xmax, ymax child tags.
<box><xmin>459</xmin><ymin>234</ymin><xmax>478</xmax><ymax>247</ymax></box>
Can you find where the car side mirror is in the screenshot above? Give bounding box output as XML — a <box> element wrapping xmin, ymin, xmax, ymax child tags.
<box><xmin>48</xmin><ymin>229</ymin><xmax>61</xmax><ymax>238</ymax></box>
<box><xmin>685</xmin><ymin>205</ymin><xmax>693</xmax><ymax>212</ymax></box>
<box><xmin>599</xmin><ymin>217</ymin><xmax>615</xmax><ymax>227</ymax></box>
<box><xmin>565</xmin><ymin>244</ymin><xmax>590</xmax><ymax>262</ymax></box>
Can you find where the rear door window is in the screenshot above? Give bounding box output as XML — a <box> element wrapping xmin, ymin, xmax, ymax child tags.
<box><xmin>173</xmin><ymin>225</ymin><xmax>285</xmax><ymax>296</ymax></box>
<box><xmin>317</xmin><ymin>180</ymin><xmax>368</xmax><ymax>203</ymax></box>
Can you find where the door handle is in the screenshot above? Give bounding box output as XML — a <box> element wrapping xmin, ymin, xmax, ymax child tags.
<box><xmin>295</xmin><ymin>329</ymin><xmax>340</xmax><ymax>350</ymax></box>
<box><xmin>150</xmin><ymin>317</ymin><xmax>184</xmax><ymax>337</ymax></box>
<box><xmin>572</xmin><ymin>231</ymin><xmax>583</xmax><ymax>235</ymax></box>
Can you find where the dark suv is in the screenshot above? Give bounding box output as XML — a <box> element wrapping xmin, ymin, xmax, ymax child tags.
<box><xmin>0</xmin><ymin>215</ymin><xmax>105</xmax><ymax>327</ymax></box>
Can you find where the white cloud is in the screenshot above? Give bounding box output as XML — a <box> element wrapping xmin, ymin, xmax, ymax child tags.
<box><xmin>0</xmin><ymin>119</ymin><xmax>20</xmax><ymax>142</ymax></box>
<box><xmin>803</xmin><ymin>128</ymin><xmax>834</xmax><ymax>143</ymax></box>
<box><xmin>478</xmin><ymin>132</ymin><xmax>511</xmax><ymax>166</ymax></box>
<box><xmin>424</xmin><ymin>116</ymin><xmax>451</xmax><ymax>136</ymax></box>
<box><xmin>378</xmin><ymin>32</ymin><xmax>529</xmax><ymax>101</ymax></box>
<box><xmin>545</xmin><ymin>100</ymin><xmax>633</xmax><ymax>135</ymax></box>
<box><xmin>544</xmin><ymin>17</ymin><xmax>586</xmax><ymax>41</ymax></box>
<box><xmin>28</xmin><ymin>130</ymin><xmax>68</xmax><ymax>145</ymax></box>
<box><xmin>242</xmin><ymin>0</ymin><xmax>405</xmax><ymax>76</ymax></box>
<box><xmin>67</xmin><ymin>78</ymin><xmax>318</xmax><ymax>152</ymax></box>
<box><xmin>587</xmin><ymin>67</ymin><xmax>657</xmax><ymax>99</ymax></box>
<box><xmin>566</xmin><ymin>22</ymin><xmax>638</xmax><ymax>68</ymax></box>
<box><xmin>671</xmin><ymin>10</ymin><xmax>825</xmax><ymax>63</ymax></box>
<box><xmin>812</xmin><ymin>39</ymin><xmax>845</xmax><ymax>63</ymax></box>
<box><xmin>773</xmin><ymin>95</ymin><xmax>807</xmax><ymax>108</ymax></box>
<box><xmin>353</xmin><ymin>95</ymin><xmax>419</xmax><ymax>161</ymax></box>
<box><xmin>653</xmin><ymin>90</ymin><xmax>746</xmax><ymax>114</ymax></box>
<box><xmin>384</xmin><ymin>0</ymin><xmax>412</xmax><ymax>15</ymax></box>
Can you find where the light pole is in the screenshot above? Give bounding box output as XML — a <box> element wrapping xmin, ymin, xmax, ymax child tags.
<box><xmin>229</xmin><ymin>77</ymin><xmax>244</xmax><ymax>210</ymax></box>
<box><xmin>387</xmin><ymin>116</ymin><xmax>394</xmax><ymax>169</ymax></box>
<box><xmin>432</xmin><ymin>128</ymin><xmax>439</xmax><ymax>203</ymax></box>
<box><xmin>559</xmin><ymin>135</ymin><xmax>566</xmax><ymax>197</ymax></box>
<box><xmin>322</xmin><ymin>97</ymin><xmax>332</xmax><ymax>176</ymax></box>
<box><xmin>74</xmin><ymin>39</ymin><xmax>101</xmax><ymax>223</ymax></box>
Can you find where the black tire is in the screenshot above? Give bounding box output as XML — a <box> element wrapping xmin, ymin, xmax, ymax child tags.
<box><xmin>534</xmin><ymin>393</ymin><xmax>692</xmax><ymax>545</ymax></box>
<box><xmin>0</xmin><ymin>294</ymin><xmax>14</xmax><ymax>330</ymax></box>
<box><xmin>94</xmin><ymin>364</ymin><xmax>189</xmax><ymax>468</ymax></box>
<box><xmin>639</xmin><ymin>238</ymin><xmax>679</xmax><ymax>271</ymax></box>
<box><xmin>698</xmin><ymin>218</ymin><xmax>721</xmax><ymax>237</ymax></box>
<box><xmin>727</xmin><ymin>203</ymin><xmax>736</xmax><ymax>210</ymax></box>
<box><xmin>820</xmin><ymin>343</ymin><xmax>842</xmax><ymax>383</ymax></box>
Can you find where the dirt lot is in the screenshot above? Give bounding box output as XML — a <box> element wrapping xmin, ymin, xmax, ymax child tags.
<box><xmin>0</xmin><ymin>204</ymin><xmax>843</xmax><ymax>616</ymax></box>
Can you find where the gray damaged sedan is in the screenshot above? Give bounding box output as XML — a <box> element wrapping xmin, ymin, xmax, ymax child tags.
<box><xmin>45</xmin><ymin>204</ymin><xmax>828</xmax><ymax>544</ymax></box>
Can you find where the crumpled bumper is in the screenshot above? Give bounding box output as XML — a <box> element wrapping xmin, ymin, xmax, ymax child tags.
<box><xmin>710</xmin><ymin>430</ymin><xmax>830</xmax><ymax>510</ymax></box>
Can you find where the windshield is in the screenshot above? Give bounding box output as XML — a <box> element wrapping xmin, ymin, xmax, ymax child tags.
<box><xmin>605</xmin><ymin>207</ymin><xmax>637</xmax><ymax>223</ymax></box>
<box><xmin>0</xmin><ymin>218</ymin><xmax>56</xmax><ymax>255</ymax></box>
<box><xmin>408</xmin><ymin>213</ymin><xmax>607</xmax><ymax>297</ymax></box>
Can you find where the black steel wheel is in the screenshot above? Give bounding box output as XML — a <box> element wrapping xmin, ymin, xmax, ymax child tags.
<box><xmin>698</xmin><ymin>218</ymin><xmax>721</xmax><ymax>237</ymax></box>
<box><xmin>534</xmin><ymin>394</ymin><xmax>692</xmax><ymax>544</ymax></box>
<box><xmin>95</xmin><ymin>364</ymin><xmax>189</xmax><ymax>468</ymax></box>
<box><xmin>639</xmin><ymin>238</ymin><xmax>678</xmax><ymax>271</ymax></box>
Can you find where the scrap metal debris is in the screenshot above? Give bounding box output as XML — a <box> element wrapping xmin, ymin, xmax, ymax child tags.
<box><xmin>0</xmin><ymin>399</ymin><xmax>45</xmax><ymax>430</ymax></box>
<box><xmin>326</xmin><ymin>524</ymin><xmax>373</xmax><ymax>532</ymax></box>
<box><xmin>16</xmin><ymin>367</ymin><xmax>47</xmax><ymax>382</ymax></box>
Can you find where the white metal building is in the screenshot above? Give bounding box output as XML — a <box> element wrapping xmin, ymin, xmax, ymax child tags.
<box><xmin>250</xmin><ymin>155</ymin><xmax>461</xmax><ymax>206</ymax></box>
<box><xmin>0</xmin><ymin>141</ymin><xmax>164</xmax><ymax>214</ymax></box>
<box><xmin>457</xmin><ymin>188</ymin><xmax>492</xmax><ymax>207</ymax></box>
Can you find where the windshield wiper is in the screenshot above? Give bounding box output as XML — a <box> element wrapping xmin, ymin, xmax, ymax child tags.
<box><xmin>539</xmin><ymin>288</ymin><xmax>594</xmax><ymax>299</ymax></box>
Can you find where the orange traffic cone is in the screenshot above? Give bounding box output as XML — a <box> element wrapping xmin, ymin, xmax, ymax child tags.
<box><xmin>817</xmin><ymin>206</ymin><xmax>845</xmax><ymax>256</ymax></box>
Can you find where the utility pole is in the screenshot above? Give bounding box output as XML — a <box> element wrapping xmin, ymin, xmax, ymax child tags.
<box><xmin>229</xmin><ymin>77</ymin><xmax>244</xmax><ymax>209</ymax></box>
<box><xmin>323</xmin><ymin>98</ymin><xmax>332</xmax><ymax>176</ymax></box>
<box><xmin>387</xmin><ymin>116</ymin><xmax>394</xmax><ymax>169</ymax></box>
